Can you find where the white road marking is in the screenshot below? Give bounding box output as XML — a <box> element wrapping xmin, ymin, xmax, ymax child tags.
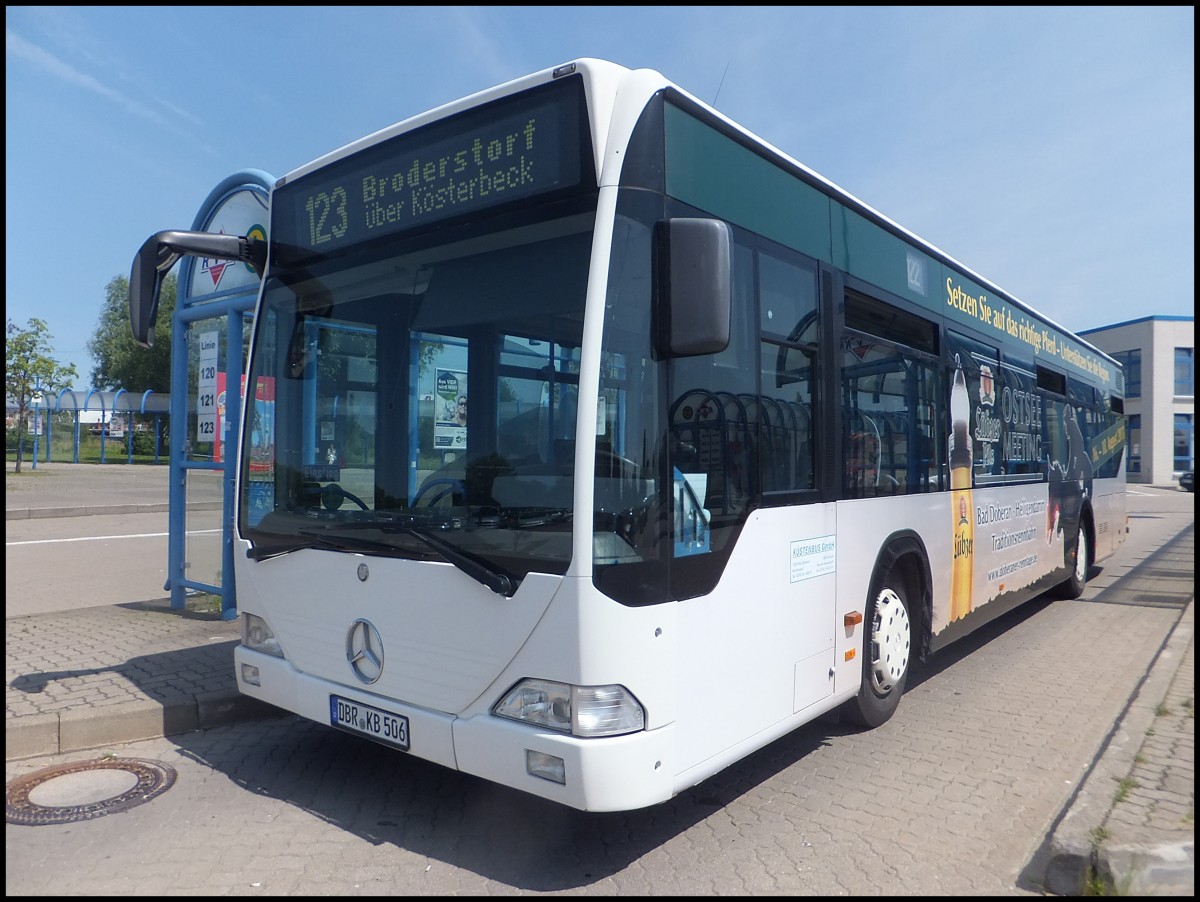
<box><xmin>7</xmin><ymin>529</ymin><xmax>221</xmax><ymax>546</ymax></box>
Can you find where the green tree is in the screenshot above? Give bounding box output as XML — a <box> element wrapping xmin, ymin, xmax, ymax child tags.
<box><xmin>87</xmin><ymin>273</ymin><xmax>177</xmax><ymax>392</ymax></box>
<box><xmin>5</xmin><ymin>317</ymin><xmax>78</xmax><ymax>473</ymax></box>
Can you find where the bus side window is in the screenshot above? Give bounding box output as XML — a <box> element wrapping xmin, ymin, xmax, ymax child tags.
<box><xmin>844</xmin><ymin>293</ymin><xmax>940</xmax><ymax>498</ymax></box>
<box><xmin>758</xmin><ymin>248</ymin><xmax>819</xmax><ymax>497</ymax></box>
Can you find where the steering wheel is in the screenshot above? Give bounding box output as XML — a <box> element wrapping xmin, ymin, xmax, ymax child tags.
<box><xmin>412</xmin><ymin>477</ymin><xmax>466</xmax><ymax>507</ymax></box>
<box><xmin>596</xmin><ymin>449</ymin><xmax>640</xmax><ymax>479</ymax></box>
<box><xmin>321</xmin><ymin>483</ymin><xmax>369</xmax><ymax>511</ymax></box>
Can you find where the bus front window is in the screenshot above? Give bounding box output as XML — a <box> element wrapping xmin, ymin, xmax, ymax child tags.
<box><xmin>240</xmin><ymin>214</ymin><xmax>595</xmax><ymax>586</ymax></box>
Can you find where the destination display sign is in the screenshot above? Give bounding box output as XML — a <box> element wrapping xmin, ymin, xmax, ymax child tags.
<box><xmin>273</xmin><ymin>78</ymin><xmax>588</xmax><ymax>259</ymax></box>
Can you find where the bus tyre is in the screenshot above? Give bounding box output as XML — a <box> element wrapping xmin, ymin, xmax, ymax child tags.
<box><xmin>847</xmin><ymin>573</ymin><xmax>912</xmax><ymax>729</ymax></box>
<box><xmin>1058</xmin><ymin>527</ymin><xmax>1090</xmax><ymax>599</ymax></box>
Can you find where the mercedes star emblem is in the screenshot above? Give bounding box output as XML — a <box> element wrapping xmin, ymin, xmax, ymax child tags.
<box><xmin>346</xmin><ymin>619</ymin><xmax>384</xmax><ymax>684</ymax></box>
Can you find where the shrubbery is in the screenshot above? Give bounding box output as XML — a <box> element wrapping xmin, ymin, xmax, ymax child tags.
<box><xmin>130</xmin><ymin>430</ymin><xmax>160</xmax><ymax>457</ymax></box>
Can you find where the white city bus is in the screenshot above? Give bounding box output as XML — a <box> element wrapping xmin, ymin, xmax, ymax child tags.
<box><xmin>129</xmin><ymin>59</ymin><xmax>1127</xmax><ymax>812</ymax></box>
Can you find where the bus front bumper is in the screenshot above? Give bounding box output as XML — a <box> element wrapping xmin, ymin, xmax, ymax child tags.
<box><xmin>234</xmin><ymin>646</ymin><xmax>676</xmax><ymax>812</ymax></box>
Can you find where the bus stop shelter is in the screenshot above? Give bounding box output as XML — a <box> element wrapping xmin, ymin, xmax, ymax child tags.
<box><xmin>29</xmin><ymin>388</ymin><xmax>170</xmax><ymax>467</ymax></box>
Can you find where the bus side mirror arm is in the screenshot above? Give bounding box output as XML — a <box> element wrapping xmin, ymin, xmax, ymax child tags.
<box><xmin>129</xmin><ymin>229</ymin><xmax>267</xmax><ymax>348</ymax></box>
<box><xmin>652</xmin><ymin>218</ymin><xmax>733</xmax><ymax>359</ymax></box>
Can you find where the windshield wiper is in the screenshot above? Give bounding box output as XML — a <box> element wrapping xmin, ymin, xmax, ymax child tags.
<box><xmin>291</xmin><ymin>519</ymin><xmax>517</xmax><ymax>597</ymax></box>
<box><xmin>246</xmin><ymin>531</ymin><xmax>391</xmax><ymax>561</ymax></box>
<box><xmin>498</xmin><ymin>506</ymin><xmax>569</xmax><ymax>529</ymax></box>
<box><xmin>391</xmin><ymin>525</ymin><xmax>516</xmax><ymax>597</ymax></box>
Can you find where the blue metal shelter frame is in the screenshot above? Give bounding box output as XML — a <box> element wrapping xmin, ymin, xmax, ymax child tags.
<box><xmin>31</xmin><ymin>388</ymin><xmax>169</xmax><ymax>468</ymax></box>
<box><xmin>168</xmin><ymin>170</ymin><xmax>273</xmax><ymax>620</ymax></box>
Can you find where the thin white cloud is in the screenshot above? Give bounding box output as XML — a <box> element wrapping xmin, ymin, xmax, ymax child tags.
<box><xmin>6</xmin><ymin>27</ymin><xmax>220</xmax><ymax>156</ymax></box>
<box><xmin>6</xmin><ymin>28</ymin><xmax>173</xmax><ymax>127</ymax></box>
<box><xmin>16</xmin><ymin>6</ymin><xmax>206</xmax><ymax>127</ymax></box>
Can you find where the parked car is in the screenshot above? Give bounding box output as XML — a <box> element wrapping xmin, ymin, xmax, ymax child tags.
<box><xmin>1179</xmin><ymin>470</ymin><xmax>1193</xmax><ymax>492</ymax></box>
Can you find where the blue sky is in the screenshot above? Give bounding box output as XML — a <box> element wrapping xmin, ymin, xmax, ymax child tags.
<box><xmin>6</xmin><ymin>6</ymin><xmax>1194</xmax><ymax>389</ymax></box>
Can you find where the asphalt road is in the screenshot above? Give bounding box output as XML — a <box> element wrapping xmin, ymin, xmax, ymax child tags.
<box><xmin>5</xmin><ymin>508</ymin><xmax>222</xmax><ymax>617</ymax></box>
<box><xmin>4</xmin><ymin>485</ymin><xmax>1192</xmax><ymax>895</ymax></box>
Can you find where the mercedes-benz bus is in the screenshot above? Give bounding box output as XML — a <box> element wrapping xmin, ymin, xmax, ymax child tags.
<box><xmin>128</xmin><ymin>59</ymin><xmax>1127</xmax><ymax>812</ymax></box>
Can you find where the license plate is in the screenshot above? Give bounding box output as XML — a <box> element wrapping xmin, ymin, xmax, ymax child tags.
<box><xmin>329</xmin><ymin>695</ymin><xmax>410</xmax><ymax>751</ymax></box>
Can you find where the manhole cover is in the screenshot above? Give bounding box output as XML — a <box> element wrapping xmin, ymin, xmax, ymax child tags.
<box><xmin>6</xmin><ymin>757</ymin><xmax>176</xmax><ymax>826</ymax></box>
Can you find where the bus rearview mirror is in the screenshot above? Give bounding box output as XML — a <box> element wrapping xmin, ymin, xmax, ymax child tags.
<box><xmin>654</xmin><ymin>218</ymin><xmax>733</xmax><ymax>359</ymax></box>
<box><xmin>129</xmin><ymin>230</ymin><xmax>266</xmax><ymax>348</ymax></box>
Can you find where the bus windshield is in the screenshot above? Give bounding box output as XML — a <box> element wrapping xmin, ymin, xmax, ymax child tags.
<box><xmin>240</xmin><ymin>210</ymin><xmax>595</xmax><ymax>589</ymax></box>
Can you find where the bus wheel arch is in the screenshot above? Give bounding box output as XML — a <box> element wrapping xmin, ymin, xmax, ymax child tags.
<box><xmin>844</xmin><ymin>533</ymin><xmax>931</xmax><ymax>729</ymax></box>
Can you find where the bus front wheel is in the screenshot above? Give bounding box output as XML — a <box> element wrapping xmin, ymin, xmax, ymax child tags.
<box><xmin>846</xmin><ymin>572</ymin><xmax>912</xmax><ymax>729</ymax></box>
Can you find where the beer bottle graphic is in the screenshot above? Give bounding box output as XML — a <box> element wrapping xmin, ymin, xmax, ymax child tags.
<box><xmin>949</xmin><ymin>355</ymin><xmax>974</xmax><ymax>621</ymax></box>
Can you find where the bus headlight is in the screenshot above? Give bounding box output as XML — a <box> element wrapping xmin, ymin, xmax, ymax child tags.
<box><xmin>493</xmin><ymin>679</ymin><xmax>645</xmax><ymax>737</ymax></box>
<box><xmin>242</xmin><ymin>613</ymin><xmax>285</xmax><ymax>658</ymax></box>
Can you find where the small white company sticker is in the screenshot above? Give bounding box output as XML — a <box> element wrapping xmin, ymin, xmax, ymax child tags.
<box><xmin>790</xmin><ymin>535</ymin><xmax>836</xmax><ymax>583</ymax></box>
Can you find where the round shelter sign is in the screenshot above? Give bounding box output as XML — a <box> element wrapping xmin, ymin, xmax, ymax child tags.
<box><xmin>187</xmin><ymin>188</ymin><xmax>269</xmax><ymax>300</ymax></box>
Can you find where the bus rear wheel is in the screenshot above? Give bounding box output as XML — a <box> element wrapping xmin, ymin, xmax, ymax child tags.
<box><xmin>1057</xmin><ymin>525</ymin><xmax>1090</xmax><ymax>599</ymax></box>
<box><xmin>846</xmin><ymin>573</ymin><xmax>912</xmax><ymax>728</ymax></box>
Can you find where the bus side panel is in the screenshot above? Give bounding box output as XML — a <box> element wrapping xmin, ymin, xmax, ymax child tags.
<box><xmin>673</xmin><ymin>503</ymin><xmax>839</xmax><ymax>779</ymax></box>
<box><xmin>1090</xmin><ymin>474</ymin><xmax>1129</xmax><ymax>562</ymax></box>
<box><xmin>834</xmin><ymin>493</ymin><xmax>948</xmax><ymax>666</ymax></box>
<box><xmin>836</xmin><ymin>483</ymin><xmax>1087</xmax><ymax>656</ymax></box>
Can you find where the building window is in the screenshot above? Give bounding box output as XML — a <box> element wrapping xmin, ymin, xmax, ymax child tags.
<box><xmin>1113</xmin><ymin>349</ymin><xmax>1141</xmax><ymax>398</ymax></box>
<box><xmin>1175</xmin><ymin>347</ymin><xmax>1194</xmax><ymax>397</ymax></box>
<box><xmin>1127</xmin><ymin>414</ymin><xmax>1141</xmax><ymax>474</ymax></box>
<box><xmin>1175</xmin><ymin>414</ymin><xmax>1193</xmax><ymax>472</ymax></box>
